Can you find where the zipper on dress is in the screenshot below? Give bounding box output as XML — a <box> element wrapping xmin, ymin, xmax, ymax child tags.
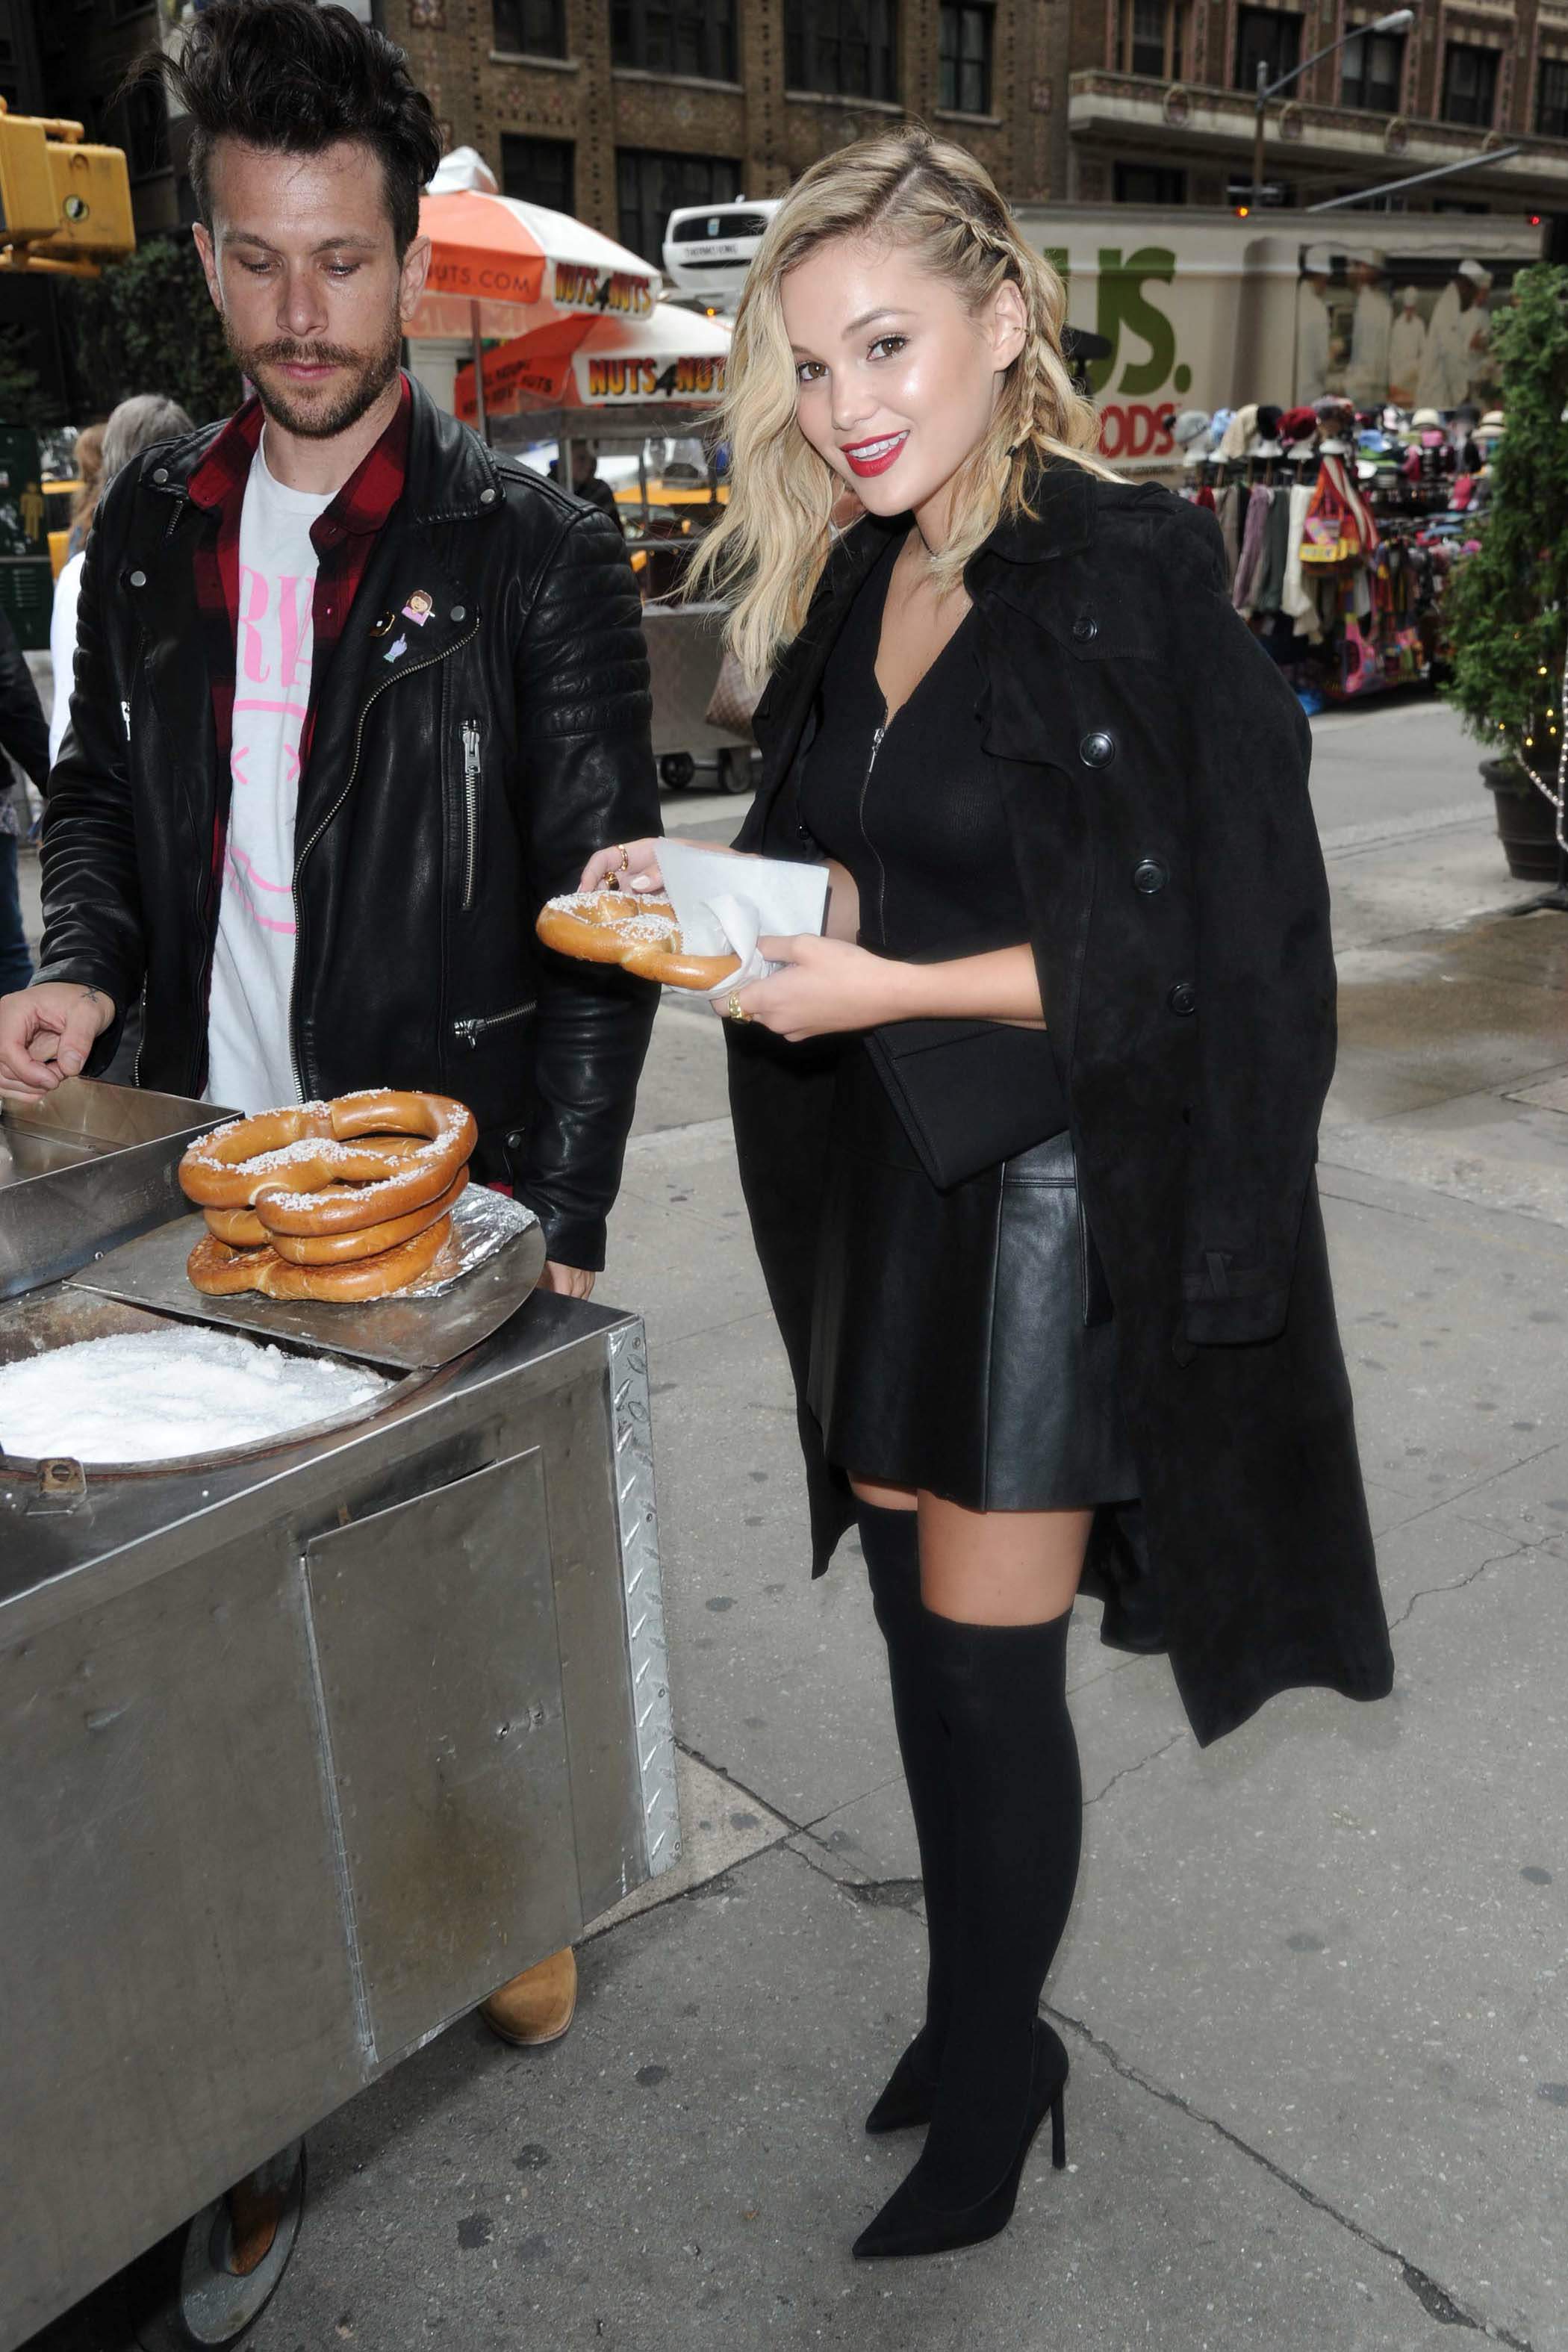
<box><xmin>452</xmin><ymin>999</ymin><xmax>535</xmax><ymax>1049</ymax></box>
<box><xmin>460</xmin><ymin>718</ymin><xmax>482</xmax><ymax>911</ymax></box>
<box><xmin>857</xmin><ymin>721</ymin><xmax>889</xmax><ymax>942</ymax></box>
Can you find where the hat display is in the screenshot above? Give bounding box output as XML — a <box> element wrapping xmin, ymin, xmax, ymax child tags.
<box><xmin>1478</xmin><ymin>409</ymin><xmax>1506</xmax><ymax>432</ymax></box>
<box><xmin>1169</xmin><ymin>407</ymin><xmax>1211</xmax><ymax>447</ymax></box>
<box><xmin>1409</xmin><ymin>407</ymin><xmax>1443</xmax><ymax>427</ymax></box>
<box><xmin>1207</xmin><ymin>406</ymin><xmax>1235</xmax><ymax>450</ymax></box>
<box><xmin>1279</xmin><ymin>405</ymin><xmax>1317</xmax><ymax>444</ymax></box>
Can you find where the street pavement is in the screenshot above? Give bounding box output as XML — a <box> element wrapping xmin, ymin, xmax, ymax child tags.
<box><xmin>18</xmin><ymin>698</ymin><xmax>1568</xmax><ymax>2351</ymax></box>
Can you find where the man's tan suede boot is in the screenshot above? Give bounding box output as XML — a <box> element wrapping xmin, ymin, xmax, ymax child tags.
<box><xmin>479</xmin><ymin>1946</ymin><xmax>578</xmax><ymax>2046</ymax></box>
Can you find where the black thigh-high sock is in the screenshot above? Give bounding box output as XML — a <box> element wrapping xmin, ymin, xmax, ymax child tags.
<box><xmin>912</xmin><ymin>1604</ymin><xmax>1081</xmax><ymax>2208</ymax></box>
<box><xmin>857</xmin><ymin>1503</ymin><xmax>955</xmax><ymax>2067</ymax></box>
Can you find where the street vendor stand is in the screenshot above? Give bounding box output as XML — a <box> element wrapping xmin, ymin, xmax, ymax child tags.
<box><xmin>0</xmin><ymin>1081</ymin><xmax>678</xmax><ymax>2350</ymax></box>
<box><xmin>408</xmin><ymin>155</ymin><xmax>748</xmax><ymax>794</ymax></box>
<box><xmin>452</xmin><ymin>337</ymin><xmax>747</xmax><ymax>797</ymax></box>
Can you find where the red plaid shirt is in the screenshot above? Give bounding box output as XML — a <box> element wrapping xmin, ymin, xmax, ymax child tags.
<box><xmin>187</xmin><ymin>373</ymin><xmax>411</xmax><ymax>858</ymax></box>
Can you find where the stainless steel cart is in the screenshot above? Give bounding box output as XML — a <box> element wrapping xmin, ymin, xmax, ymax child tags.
<box><xmin>0</xmin><ymin>1084</ymin><xmax>678</xmax><ymax>2351</ymax></box>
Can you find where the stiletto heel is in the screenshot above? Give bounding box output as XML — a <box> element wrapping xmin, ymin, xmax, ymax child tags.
<box><xmin>1050</xmin><ymin>2085</ymin><xmax>1066</xmax><ymax>2171</ymax></box>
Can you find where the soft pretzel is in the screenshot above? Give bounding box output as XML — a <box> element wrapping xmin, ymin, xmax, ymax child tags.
<box><xmin>265</xmin><ymin>1170</ymin><xmax>468</xmax><ymax>1266</ymax></box>
<box><xmin>186</xmin><ymin>1215</ymin><xmax>454</xmax><ymax>1304</ymax></box>
<box><xmin>201</xmin><ymin>1139</ymin><xmax>436</xmax><ymax>1247</ymax></box>
<box><xmin>536</xmin><ymin>889</ymin><xmax>741</xmax><ymax>993</ymax></box>
<box><xmin>180</xmin><ymin>1090</ymin><xmax>477</xmax><ymax>1231</ymax></box>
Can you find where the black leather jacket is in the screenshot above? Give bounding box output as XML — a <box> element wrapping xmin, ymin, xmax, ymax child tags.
<box><xmin>39</xmin><ymin>379</ymin><xmax>661</xmax><ymax>1269</ymax></box>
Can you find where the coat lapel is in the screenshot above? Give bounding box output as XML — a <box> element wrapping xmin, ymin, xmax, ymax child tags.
<box><xmin>741</xmin><ymin>514</ymin><xmax>900</xmax><ymax>845</ymax></box>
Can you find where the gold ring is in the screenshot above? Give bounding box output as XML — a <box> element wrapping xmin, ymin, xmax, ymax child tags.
<box><xmin>617</xmin><ymin>843</ymin><xmax>631</xmax><ymax>873</ymax></box>
<box><xmin>726</xmin><ymin>992</ymin><xmax>751</xmax><ymax>1024</ymax></box>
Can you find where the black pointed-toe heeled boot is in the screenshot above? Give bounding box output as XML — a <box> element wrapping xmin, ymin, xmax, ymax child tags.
<box><xmin>853</xmin><ymin>1603</ymin><xmax>1082</xmax><ymax>2259</ymax></box>
<box><xmin>857</xmin><ymin>1503</ymin><xmax>956</xmax><ymax>2135</ymax></box>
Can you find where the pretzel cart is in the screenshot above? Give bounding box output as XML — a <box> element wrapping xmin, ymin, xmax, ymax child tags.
<box><xmin>0</xmin><ymin>1081</ymin><xmax>677</xmax><ymax>2351</ymax></box>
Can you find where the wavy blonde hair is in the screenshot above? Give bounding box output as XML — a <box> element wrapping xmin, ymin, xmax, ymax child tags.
<box><xmin>685</xmin><ymin>124</ymin><xmax>1111</xmax><ymax>683</ymax></box>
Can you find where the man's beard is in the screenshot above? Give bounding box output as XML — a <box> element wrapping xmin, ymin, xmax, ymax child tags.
<box><xmin>225</xmin><ymin>313</ymin><xmax>403</xmax><ymax>441</ymax></box>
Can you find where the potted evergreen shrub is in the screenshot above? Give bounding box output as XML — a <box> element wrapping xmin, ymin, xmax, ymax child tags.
<box><xmin>1443</xmin><ymin>263</ymin><xmax>1568</xmax><ymax>887</ymax></box>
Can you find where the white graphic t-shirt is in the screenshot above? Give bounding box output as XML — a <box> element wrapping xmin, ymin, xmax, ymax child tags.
<box><xmin>205</xmin><ymin>436</ymin><xmax>335</xmax><ymax>1114</ymax></box>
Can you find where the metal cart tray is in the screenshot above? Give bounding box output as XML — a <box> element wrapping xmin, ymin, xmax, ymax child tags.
<box><xmin>72</xmin><ymin>1191</ymin><xmax>547</xmax><ymax>1372</ymax></box>
<box><xmin>0</xmin><ymin>1078</ymin><xmax>228</xmax><ymax>1300</ymax></box>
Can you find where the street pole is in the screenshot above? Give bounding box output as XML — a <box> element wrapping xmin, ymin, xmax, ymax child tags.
<box><xmin>1247</xmin><ymin>9</ymin><xmax>1413</xmax><ymax>214</ymax></box>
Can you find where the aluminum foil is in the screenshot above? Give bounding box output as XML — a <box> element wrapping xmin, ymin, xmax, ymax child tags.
<box><xmin>405</xmin><ymin>1184</ymin><xmax>539</xmax><ymax>1298</ymax></box>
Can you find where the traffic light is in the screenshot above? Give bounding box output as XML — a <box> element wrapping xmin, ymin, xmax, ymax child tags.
<box><xmin>0</xmin><ymin>101</ymin><xmax>134</xmax><ymax>275</ymax></box>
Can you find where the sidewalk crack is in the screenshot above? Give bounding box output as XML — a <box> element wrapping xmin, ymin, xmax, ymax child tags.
<box><xmin>1045</xmin><ymin>2006</ymin><xmax>1534</xmax><ymax>2348</ymax></box>
<box><xmin>1083</xmin><ymin>1729</ymin><xmax>1186</xmax><ymax>1806</ymax></box>
<box><xmin>1387</xmin><ymin>1534</ymin><xmax>1533</xmax><ymax>1632</ymax></box>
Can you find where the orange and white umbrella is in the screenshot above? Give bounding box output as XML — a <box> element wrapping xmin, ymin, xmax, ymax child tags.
<box><xmin>455</xmin><ymin>302</ymin><xmax>731</xmax><ymax>426</ymax></box>
<box><xmin>411</xmin><ymin>151</ymin><xmax>659</xmax><ymax>343</ymax></box>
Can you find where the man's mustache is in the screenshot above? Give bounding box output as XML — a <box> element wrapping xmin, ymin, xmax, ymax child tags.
<box><xmin>249</xmin><ymin>341</ymin><xmax>361</xmax><ymax>369</ymax></box>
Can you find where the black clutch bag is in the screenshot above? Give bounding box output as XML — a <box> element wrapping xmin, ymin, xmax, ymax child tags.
<box><xmin>861</xmin><ymin>1018</ymin><xmax>1068</xmax><ymax>1191</ymax></box>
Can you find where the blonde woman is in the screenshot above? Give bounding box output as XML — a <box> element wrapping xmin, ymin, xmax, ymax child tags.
<box><xmin>582</xmin><ymin>127</ymin><xmax>1392</xmax><ymax>2259</ymax></box>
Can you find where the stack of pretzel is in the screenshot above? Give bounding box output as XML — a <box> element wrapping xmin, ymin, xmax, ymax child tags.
<box><xmin>178</xmin><ymin>1089</ymin><xmax>479</xmax><ymax>1303</ymax></box>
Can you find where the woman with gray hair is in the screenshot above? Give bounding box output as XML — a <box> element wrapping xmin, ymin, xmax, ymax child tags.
<box><xmin>49</xmin><ymin>394</ymin><xmax>196</xmax><ymax>768</ymax></box>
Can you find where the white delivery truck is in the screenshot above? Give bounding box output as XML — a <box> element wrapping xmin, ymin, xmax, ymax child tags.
<box><xmin>1009</xmin><ymin>206</ymin><xmax>1541</xmax><ymax>461</ymax></box>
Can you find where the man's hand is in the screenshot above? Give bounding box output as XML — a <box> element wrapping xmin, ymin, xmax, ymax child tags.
<box><xmin>0</xmin><ymin>984</ymin><xmax>116</xmax><ymax>1103</ymax></box>
<box><xmin>537</xmin><ymin>1260</ymin><xmax>596</xmax><ymax>1301</ymax></box>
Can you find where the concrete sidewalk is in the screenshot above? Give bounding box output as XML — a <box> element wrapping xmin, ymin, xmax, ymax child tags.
<box><xmin>22</xmin><ymin>703</ymin><xmax>1568</xmax><ymax>2351</ymax></box>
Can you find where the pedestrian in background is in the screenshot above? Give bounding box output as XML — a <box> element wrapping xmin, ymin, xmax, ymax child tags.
<box><xmin>0</xmin><ymin>602</ymin><xmax>50</xmax><ymax>995</ymax></box>
<box><xmin>50</xmin><ymin>396</ymin><xmax>196</xmax><ymax>771</ymax></box>
<box><xmin>66</xmin><ymin>422</ymin><xmax>105</xmax><ymax>561</ymax></box>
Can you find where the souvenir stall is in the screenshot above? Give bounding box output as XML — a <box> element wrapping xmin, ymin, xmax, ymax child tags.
<box><xmin>1169</xmin><ymin>398</ymin><xmax>1502</xmax><ymax>709</ymax></box>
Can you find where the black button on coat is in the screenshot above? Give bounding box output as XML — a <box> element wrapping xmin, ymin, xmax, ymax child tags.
<box><xmin>725</xmin><ymin>466</ymin><xmax>1393</xmax><ymax>1748</ymax></box>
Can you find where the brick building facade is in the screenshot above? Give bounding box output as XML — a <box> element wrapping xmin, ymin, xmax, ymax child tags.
<box><xmin>384</xmin><ymin>0</ymin><xmax>1057</xmax><ymax>252</ymax></box>
<box><xmin>388</xmin><ymin>0</ymin><xmax>1568</xmax><ymax>235</ymax></box>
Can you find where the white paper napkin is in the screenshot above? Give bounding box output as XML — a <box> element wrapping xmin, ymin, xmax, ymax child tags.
<box><xmin>653</xmin><ymin>841</ymin><xmax>830</xmax><ymax>1002</ymax></box>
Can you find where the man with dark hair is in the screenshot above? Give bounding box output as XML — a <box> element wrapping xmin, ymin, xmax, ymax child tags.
<box><xmin>0</xmin><ymin>0</ymin><xmax>661</xmax><ymax>2051</ymax></box>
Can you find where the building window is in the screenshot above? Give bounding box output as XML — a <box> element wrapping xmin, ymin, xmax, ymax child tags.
<box><xmin>612</xmin><ymin>0</ymin><xmax>738</xmax><ymax>81</ymax></box>
<box><xmin>492</xmin><ymin>0</ymin><xmax>567</xmax><ymax>57</ymax></box>
<box><xmin>1441</xmin><ymin>43</ymin><xmax>1499</xmax><ymax>127</ymax></box>
<box><xmin>1537</xmin><ymin>56</ymin><xmax>1568</xmax><ymax>140</ymax></box>
<box><xmin>1233</xmin><ymin>7</ymin><xmax>1301</xmax><ymax>93</ymax></box>
<box><xmin>501</xmin><ymin>133</ymin><xmax>575</xmax><ymax>214</ymax></box>
<box><xmin>1117</xmin><ymin>0</ymin><xmax>1185</xmax><ymax>78</ymax></box>
<box><xmin>617</xmin><ymin>147</ymin><xmax>740</xmax><ymax>266</ymax></box>
<box><xmin>784</xmin><ymin>0</ymin><xmax>897</xmax><ymax>102</ymax></box>
<box><xmin>939</xmin><ymin>4</ymin><xmax>994</xmax><ymax>113</ymax></box>
<box><xmin>1340</xmin><ymin>26</ymin><xmax>1404</xmax><ymax>113</ymax></box>
<box><xmin>1115</xmin><ymin>161</ymin><xmax>1187</xmax><ymax>202</ymax></box>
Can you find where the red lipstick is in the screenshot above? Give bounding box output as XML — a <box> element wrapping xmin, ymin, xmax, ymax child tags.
<box><xmin>841</xmin><ymin>430</ymin><xmax>908</xmax><ymax>479</ymax></box>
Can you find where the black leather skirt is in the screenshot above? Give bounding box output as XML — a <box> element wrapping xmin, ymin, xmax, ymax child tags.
<box><xmin>806</xmin><ymin>1044</ymin><xmax>1139</xmax><ymax>1512</ymax></box>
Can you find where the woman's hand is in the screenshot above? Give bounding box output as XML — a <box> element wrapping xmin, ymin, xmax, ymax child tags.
<box><xmin>722</xmin><ymin>936</ymin><xmax>913</xmax><ymax>1042</ymax></box>
<box><xmin>578</xmin><ymin>836</ymin><xmax>665</xmax><ymax>895</ymax></box>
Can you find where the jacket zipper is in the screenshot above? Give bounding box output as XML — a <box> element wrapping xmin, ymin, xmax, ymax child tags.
<box><xmin>452</xmin><ymin>999</ymin><xmax>535</xmax><ymax>1049</ymax></box>
<box><xmin>460</xmin><ymin>718</ymin><xmax>482</xmax><ymax>912</ymax></box>
<box><xmin>286</xmin><ymin>617</ymin><xmax>480</xmax><ymax>1095</ymax></box>
<box><xmin>858</xmin><ymin>721</ymin><xmax>888</xmax><ymax>942</ymax></box>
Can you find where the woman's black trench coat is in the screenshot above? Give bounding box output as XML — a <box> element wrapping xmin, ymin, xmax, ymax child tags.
<box><xmin>724</xmin><ymin>464</ymin><xmax>1395</xmax><ymax>1749</ymax></box>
